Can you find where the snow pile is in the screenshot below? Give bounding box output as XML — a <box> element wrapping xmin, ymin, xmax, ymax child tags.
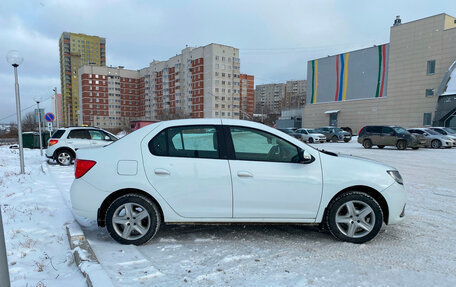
<box><xmin>443</xmin><ymin>66</ymin><xmax>456</xmax><ymax>95</ymax></box>
<box><xmin>0</xmin><ymin>146</ymin><xmax>84</xmax><ymax>286</ymax></box>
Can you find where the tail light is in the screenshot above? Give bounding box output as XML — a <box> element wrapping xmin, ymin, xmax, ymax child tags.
<box><xmin>358</xmin><ymin>126</ymin><xmax>365</xmax><ymax>136</ymax></box>
<box><xmin>75</xmin><ymin>159</ymin><xmax>96</xmax><ymax>179</ymax></box>
<box><xmin>49</xmin><ymin>139</ymin><xmax>59</xmax><ymax>146</ymax></box>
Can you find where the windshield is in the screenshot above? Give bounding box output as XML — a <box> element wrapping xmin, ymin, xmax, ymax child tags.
<box><xmin>443</xmin><ymin>127</ymin><xmax>456</xmax><ymax>134</ymax></box>
<box><xmin>307</xmin><ymin>129</ymin><xmax>317</xmax><ymax>133</ymax></box>
<box><xmin>392</xmin><ymin>127</ymin><xmax>407</xmax><ymax>134</ymax></box>
<box><xmin>424</xmin><ymin>129</ymin><xmax>439</xmax><ymax>135</ymax></box>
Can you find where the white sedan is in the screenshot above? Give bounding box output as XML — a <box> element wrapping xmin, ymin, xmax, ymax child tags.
<box><xmin>70</xmin><ymin>119</ymin><xmax>406</xmax><ymax>245</ymax></box>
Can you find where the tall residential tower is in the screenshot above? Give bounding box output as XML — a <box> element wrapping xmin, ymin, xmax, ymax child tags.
<box><xmin>59</xmin><ymin>32</ymin><xmax>106</xmax><ymax>126</ymax></box>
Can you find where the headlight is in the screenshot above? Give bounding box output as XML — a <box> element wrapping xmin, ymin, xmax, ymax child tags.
<box><xmin>387</xmin><ymin>170</ymin><xmax>403</xmax><ymax>185</ymax></box>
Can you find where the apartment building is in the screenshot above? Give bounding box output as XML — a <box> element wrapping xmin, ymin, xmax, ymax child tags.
<box><xmin>283</xmin><ymin>80</ymin><xmax>306</xmax><ymax>110</ymax></box>
<box><xmin>254</xmin><ymin>83</ymin><xmax>286</xmax><ymax>115</ymax></box>
<box><xmin>145</xmin><ymin>44</ymin><xmax>241</xmax><ymax>119</ymax></box>
<box><xmin>59</xmin><ymin>32</ymin><xmax>106</xmax><ymax>126</ymax></box>
<box><xmin>78</xmin><ymin>66</ymin><xmax>145</xmax><ymax>128</ymax></box>
<box><xmin>239</xmin><ymin>74</ymin><xmax>255</xmax><ymax>119</ymax></box>
<box><xmin>303</xmin><ymin>14</ymin><xmax>456</xmax><ymax>131</ymax></box>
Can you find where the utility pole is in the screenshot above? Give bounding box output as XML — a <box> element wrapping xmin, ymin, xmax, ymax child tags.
<box><xmin>35</xmin><ymin>99</ymin><xmax>43</xmax><ymax>156</ymax></box>
<box><xmin>0</xmin><ymin>206</ymin><xmax>11</xmax><ymax>287</ymax></box>
<box><xmin>53</xmin><ymin>87</ymin><xmax>59</xmax><ymax>128</ymax></box>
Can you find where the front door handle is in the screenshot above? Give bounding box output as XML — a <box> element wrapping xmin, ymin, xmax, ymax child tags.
<box><xmin>237</xmin><ymin>171</ymin><xmax>253</xmax><ymax>178</ymax></box>
<box><xmin>154</xmin><ymin>168</ymin><xmax>170</xmax><ymax>176</ymax></box>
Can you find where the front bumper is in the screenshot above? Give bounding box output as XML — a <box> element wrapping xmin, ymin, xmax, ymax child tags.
<box><xmin>381</xmin><ymin>182</ymin><xmax>407</xmax><ymax>225</ymax></box>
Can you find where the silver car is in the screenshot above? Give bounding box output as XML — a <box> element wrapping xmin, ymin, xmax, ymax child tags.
<box><xmin>429</xmin><ymin>127</ymin><xmax>456</xmax><ymax>146</ymax></box>
<box><xmin>407</xmin><ymin>128</ymin><xmax>454</xmax><ymax>148</ymax></box>
<box><xmin>295</xmin><ymin>128</ymin><xmax>327</xmax><ymax>143</ymax></box>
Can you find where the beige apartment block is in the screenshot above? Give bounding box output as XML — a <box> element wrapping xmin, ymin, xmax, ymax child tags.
<box><xmin>303</xmin><ymin>14</ymin><xmax>456</xmax><ymax>133</ymax></box>
<box><xmin>146</xmin><ymin>43</ymin><xmax>241</xmax><ymax>119</ymax></box>
<box><xmin>254</xmin><ymin>83</ymin><xmax>286</xmax><ymax>115</ymax></box>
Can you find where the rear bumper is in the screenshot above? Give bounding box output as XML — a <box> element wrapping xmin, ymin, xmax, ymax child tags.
<box><xmin>381</xmin><ymin>182</ymin><xmax>407</xmax><ymax>225</ymax></box>
<box><xmin>70</xmin><ymin>178</ymin><xmax>108</xmax><ymax>220</ymax></box>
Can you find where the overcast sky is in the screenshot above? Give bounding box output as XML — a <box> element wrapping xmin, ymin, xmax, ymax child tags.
<box><xmin>1</xmin><ymin>0</ymin><xmax>455</xmax><ymax>123</ymax></box>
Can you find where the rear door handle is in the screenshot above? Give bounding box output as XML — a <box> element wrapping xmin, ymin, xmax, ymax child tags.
<box><xmin>237</xmin><ymin>171</ymin><xmax>253</xmax><ymax>178</ymax></box>
<box><xmin>154</xmin><ymin>168</ymin><xmax>170</xmax><ymax>175</ymax></box>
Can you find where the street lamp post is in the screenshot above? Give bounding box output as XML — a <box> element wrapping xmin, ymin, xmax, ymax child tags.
<box><xmin>6</xmin><ymin>50</ymin><xmax>25</xmax><ymax>174</ymax></box>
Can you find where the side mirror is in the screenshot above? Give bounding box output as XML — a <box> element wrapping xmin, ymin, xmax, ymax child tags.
<box><xmin>299</xmin><ymin>149</ymin><xmax>315</xmax><ymax>164</ymax></box>
<box><xmin>104</xmin><ymin>136</ymin><xmax>111</xmax><ymax>141</ymax></box>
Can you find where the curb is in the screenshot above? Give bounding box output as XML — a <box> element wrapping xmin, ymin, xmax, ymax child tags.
<box><xmin>66</xmin><ymin>223</ymin><xmax>114</xmax><ymax>287</ymax></box>
<box><xmin>42</xmin><ymin>162</ymin><xmax>114</xmax><ymax>287</ymax></box>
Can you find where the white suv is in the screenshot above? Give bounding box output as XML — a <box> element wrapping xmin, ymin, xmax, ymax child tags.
<box><xmin>46</xmin><ymin>127</ymin><xmax>118</xmax><ymax>165</ymax></box>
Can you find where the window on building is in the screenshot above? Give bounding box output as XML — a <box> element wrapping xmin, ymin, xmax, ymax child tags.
<box><xmin>427</xmin><ymin>60</ymin><xmax>435</xmax><ymax>75</ymax></box>
<box><xmin>425</xmin><ymin>89</ymin><xmax>434</xmax><ymax>97</ymax></box>
<box><xmin>423</xmin><ymin>113</ymin><xmax>432</xmax><ymax>126</ymax></box>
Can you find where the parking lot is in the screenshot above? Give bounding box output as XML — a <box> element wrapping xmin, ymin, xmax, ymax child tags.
<box><xmin>43</xmin><ymin>139</ymin><xmax>456</xmax><ymax>287</ymax></box>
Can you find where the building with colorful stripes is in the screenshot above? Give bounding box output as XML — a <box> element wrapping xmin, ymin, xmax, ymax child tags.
<box><xmin>303</xmin><ymin>13</ymin><xmax>456</xmax><ymax>132</ymax></box>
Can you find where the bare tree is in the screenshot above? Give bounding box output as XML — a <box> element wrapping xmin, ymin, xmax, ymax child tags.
<box><xmin>22</xmin><ymin>112</ymin><xmax>36</xmax><ymax>132</ymax></box>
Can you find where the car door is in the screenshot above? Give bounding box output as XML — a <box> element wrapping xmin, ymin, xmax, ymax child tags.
<box><xmin>380</xmin><ymin>127</ymin><xmax>395</xmax><ymax>146</ymax></box>
<box><xmin>227</xmin><ymin>126</ymin><xmax>323</xmax><ymax>218</ymax></box>
<box><xmin>142</xmin><ymin>123</ymin><xmax>232</xmax><ymax>218</ymax></box>
<box><xmin>66</xmin><ymin>129</ymin><xmax>92</xmax><ymax>149</ymax></box>
<box><xmin>88</xmin><ymin>129</ymin><xmax>110</xmax><ymax>147</ymax></box>
<box><xmin>366</xmin><ymin>126</ymin><xmax>382</xmax><ymax>145</ymax></box>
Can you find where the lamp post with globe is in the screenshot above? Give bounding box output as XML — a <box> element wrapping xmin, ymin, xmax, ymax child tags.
<box><xmin>6</xmin><ymin>50</ymin><xmax>25</xmax><ymax>174</ymax></box>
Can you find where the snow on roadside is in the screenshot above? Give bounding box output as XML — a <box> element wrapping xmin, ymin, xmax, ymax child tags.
<box><xmin>0</xmin><ymin>146</ymin><xmax>85</xmax><ymax>287</ymax></box>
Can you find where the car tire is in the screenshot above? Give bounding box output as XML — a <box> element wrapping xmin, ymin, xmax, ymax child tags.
<box><xmin>56</xmin><ymin>150</ymin><xmax>73</xmax><ymax>166</ymax></box>
<box><xmin>326</xmin><ymin>191</ymin><xmax>383</xmax><ymax>244</ymax></box>
<box><xmin>363</xmin><ymin>139</ymin><xmax>372</xmax><ymax>149</ymax></box>
<box><xmin>396</xmin><ymin>140</ymin><xmax>407</xmax><ymax>150</ymax></box>
<box><xmin>331</xmin><ymin>135</ymin><xmax>338</xmax><ymax>143</ymax></box>
<box><xmin>412</xmin><ymin>147</ymin><xmax>419</xmax><ymax>150</ymax></box>
<box><xmin>105</xmin><ymin>194</ymin><xmax>161</xmax><ymax>245</ymax></box>
<box><xmin>431</xmin><ymin>139</ymin><xmax>442</xmax><ymax>149</ymax></box>
<box><xmin>308</xmin><ymin>137</ymin><xmax>314</xmax><ymax>143</ymax></box>
<box><xmin>377</xmin><ymin>145</ymin><xmax>385</xmax><ymax>149</ymax></box>
<box><xmin>344</xmin><ymin>138</ymin><xmax>350</xmax><ymax>143</ymax></box>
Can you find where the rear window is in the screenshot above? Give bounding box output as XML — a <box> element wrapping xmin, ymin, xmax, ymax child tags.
<box><xmin>51</xmin><ymin>130</ymin><xmax>65</xmax><ymax>139</ymax></box>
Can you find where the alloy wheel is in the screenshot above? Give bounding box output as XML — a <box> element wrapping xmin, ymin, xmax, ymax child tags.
<box><xmin>112</xmin><ymin>203</ymin><xmax>151</xmax><ymax>240</ymax></box>
<box><xmin>335</xmin><ymin>200</ymin><xmax>376</xmax><ymax>238</ymax></box>
<box><xmin>57</xmin><ymin>152</ymin><xmax>71</xmax><ymax>165</ymax></box>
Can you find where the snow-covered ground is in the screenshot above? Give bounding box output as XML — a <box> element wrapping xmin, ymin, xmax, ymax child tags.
<box><xmin>0</xmin><ymin>146</ymin><xmax>84</xmax><ymax>287</ymax></box>
<box><xmin>2</xmin><ymin>140</ymin><xmax>456</xmax><ymax>286</ymax></box>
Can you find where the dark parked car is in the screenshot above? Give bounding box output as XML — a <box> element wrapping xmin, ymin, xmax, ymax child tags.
<box><xmin>358</xmin><ymin>126</ymin><xmax>424</xmax><ymax>150</ymax></box>
<box><xmin>314</xmin><ymin>126</ymin><xmax>352</xmax><ymax>142</ymax></box>
<box><xmin>277</xmin><ymin>128</ymin><xmax>302</xmax><ymax>140</ymax></box>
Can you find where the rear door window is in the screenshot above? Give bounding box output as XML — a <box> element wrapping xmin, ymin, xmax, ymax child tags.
<box><xmin>68</xmin><ymin>129</ymin><xmax>90</xmax><ymax>139</ymax></box>
<box><xmin>149</xmin><ymin>126</ymin><xmax>220</xmax><ymax>159</ymax></box>
<box><xmin>51</xmin><ymin>130</ymin><xmax>65</xmax><ymax>139</ymax></box>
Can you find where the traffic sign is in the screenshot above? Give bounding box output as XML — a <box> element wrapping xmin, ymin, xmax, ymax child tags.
<box><xmin>44</xmin><ymin>112</ymin><xmax>55</xmax><ymax>122</ymax></box>
<box><xmin>47</xmin><ymin>122</ymin><xmax>53</xmax><ymax>132</ymax></box>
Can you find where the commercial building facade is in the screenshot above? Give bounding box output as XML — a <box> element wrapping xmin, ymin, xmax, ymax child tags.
<box><xmin>303</xmin><ymin>14</ymin><xmax>456</xmax><ymax>131</ymax></box>
<box><xmin>239</xmin><ymin>74</ymin><xmax>255</xmax><ymax>119</ymax></box>
<box><xmin>59</xmin><ymin>32</ymin><xmax>106</xmax><ymax>126</ymax></box>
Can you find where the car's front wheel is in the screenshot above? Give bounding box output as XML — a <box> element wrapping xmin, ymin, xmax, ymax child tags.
<box><xmin>326</xmin><ymin>191</ymin><xmax>383</xmax><ymax>244</ymax></box>
<box><xmin>308</xmin><ymin>137</ymin><xmax>314</xmax><ymax>143</ymax></box>
<box><xmin>106</xmin><ymin>194</ymin><xmax>161</xmax><ymax>245</ymax></box>
<box><xmin>331</xmin><ymin>135</ymin><xmax>338</xmax><ymax>142</ymax></box>
<box><xmin>431</xmin><ymin>139</ymin><xmax>442</xmax><ymax>149</ymax></box>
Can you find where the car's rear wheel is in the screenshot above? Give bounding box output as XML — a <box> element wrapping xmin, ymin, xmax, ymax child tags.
<box><xmin>308</xmin><ymin>137</ymin><xmax>314</xmax><ymax>143</ymax></box>
<box><xmin>377</xmin><ymin>145</ymin><xmax>385</xmax><ymax>149</ymax></box>
<box><xmin>431</xmin><ymin>139</ymin><xmax>442</xmax><ymax>149</ymax></box>
<box><xmin>331</xmin><ymin>135</ymin><xmax>338</xmax><ymax>143</ymax></box>
<box><xmin>326</xmin><ymin>191</ymin><xmax>383</xmax><ymax>244</ymax></box>
<box><xmin>106</xmin><ymin>194</ymin><xmax>161</xmax><ymax>245</ymax></box>
<box><xmin>56</xmin><ymin>150</ymin><xmax>73</xmax><ymax>166</ymax></box>
<box><xmin>363</xmin><ymin>139</ymin><xmax>372</xmax><ymax>149</ymax></box>
<box><xmin>396</xmin><ymin>140</ymin><xmax>407</xmax><ymax>150</ymax></box>
<box><xmin>344</xmin><ymin>138</ymin><xmax>350</xmax><ymax>143</ymax></box>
